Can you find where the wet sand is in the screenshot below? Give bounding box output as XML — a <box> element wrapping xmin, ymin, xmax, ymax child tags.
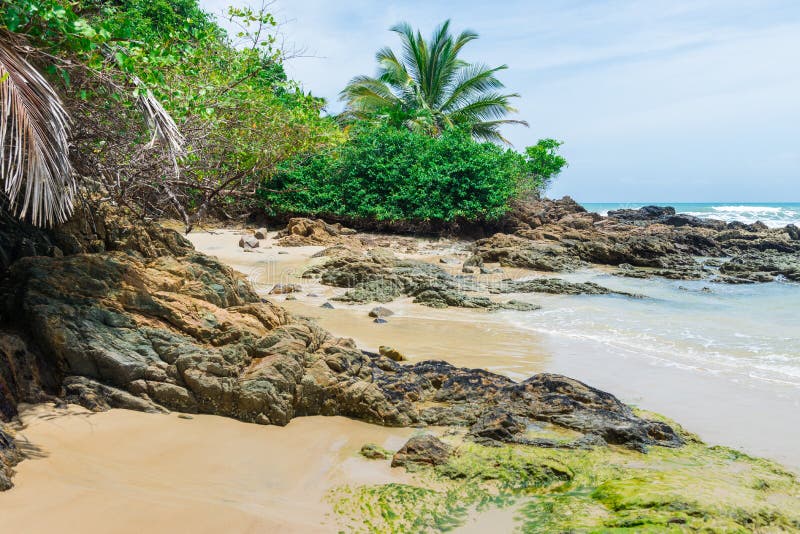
<box><xmin>2</xmin><ymin>404</ymin><xmax>414</xmax><ymax>533</ymax></box>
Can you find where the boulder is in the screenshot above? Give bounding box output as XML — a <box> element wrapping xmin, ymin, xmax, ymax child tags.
<box><xmin>468</xmin><ymin>409</ymin><xmax>527</xmax><ymax>444</ymax></box>
<box><xmin>360</xmin><ymin>443</ymin><xmax>391</xmax><ymax>460</ymax></box>
<box><xmin>379</xmin><ymin>346</ymin><xmax>406</xmax><ymax>362</ymax></box>
<box><xmin>254</xmin><ymin>228</ymin><xmax>268</xmax><ymax>240</ymax></box>
<box><xmin>275</xmin><ymin>218</ymin><xmax>357</xmax><ymax>246</ymax></box>
<box><xmin>391</xmin><ymin>435</ymin><xmax>452</xmax><ymax>468</ymax></box>
<box><xmin>269</xmin><ymin>284</ymin><xmax>302</xmax><ymax>295</ymax></box>
<box><xmin>368</xmin><ymin>306</ymin><xmax>394</xmax><ymax>318</ymax></box>
<box><xmin>238</xmin><ymin>235</ymin><xmax>260</xmax><ymax>249</ymax></box>
<box><xmin>608</xmin><ymin>205</ymin><xmax>676</xmax><ymax>222</ymax></box>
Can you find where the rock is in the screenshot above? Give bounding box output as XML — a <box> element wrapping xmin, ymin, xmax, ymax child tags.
<box><xmin>360</xmin><ymin>443</ymin><xmax>391</xmax><ymax>460</ymax></box>
<box><xmin>368</xmin><ymin>306</ymin><xmax>394</xmax><ymax>318</ymax></box>
<box><xmin>275</xmin><ymin>218</ymin><xmax>357</xmax><ymax>246</ymax></box>
<box><xmin>178</xmin><ymin>414</ymin><xmax>194</xmax><ymax>420</ymax></box>
<box><xmin>468</xmin><ymin>409</ymin><xmax>527</xmax><ymax>444</ymax></box>
<box><xmin>439</xmin><ymin>258</ymin><xmax>461</xmax><ymax>265</ymax></box>
<box><xmin>490</xmin><ymin>278</ymin><xmax>640</xmax><ymax>298</ymax></box>
<box><xmin>321</xmin><ymin>301</ymin><xmax>335</xmax><ymax>309</ymax></box>
<box><xmin>0</xmin><ymin>206</ymin><xmax>687</xmax><ymax>493</ymax></box>
<box><xmin>786</xmin><ymin>224</ymin><xmax>800</xmax><ymax>241</ymax></box>
<box><xmin>0</xmin><ymin>424</ymin><xmax>22</xmax><ymax>490</ymax></box>
<box><xmin>373</xmin><ymin>318</ymin><xmax>388</xmax><ymax>324</ymax></box>
<box><xmin>238</xmin><ymin>235</ymin><xmax>260</xmax><ymax>249</ymax></box>
<box><xmin>269</xmin><ymin>283</ymin><xmax>302</xmax><ymax>295</ymax></box>
<box><xmin>379</xmin><ymin>346</ymin><xmax>406</xmax><ymax>362</ymax></box>
<box><xmin>284</xmin><ymin>295</ymin><xmax>297</xmax><ymax>301</ymax></box>
<box><xmin>463</xmin><ymin>255</ymin><xmax>485</xmax><ymax>269</ymax></box>
<box><xmin>499</xmin><ymin>300</ymin><xmax>541</xmax><ymax>312</ymax></box>
<box><xmin>719</xmin><ymin>251</ymin><xmax>800</xmax><ymax>282</ymax></box>
<box><xmin>391</xmin><ymin>435</ymin><xmax>452</xmax><ymax>468</ymax></box>
<box><xmin>254</xmin><ymin>228</ymin><xmax>268</xmax><ymax>240</ymax></box>
<box><xmin>608</xmin><ymin>205</ymin><xmax>676</xmax><ymax>222</ymax></box>
<box><xmin>278</xmin><ymin>251</ymin><xmax>289</xmax><ymax>255</ymax></box>
<box><xmin>461</xmin><ymin>266</ymin><xmax>477</xmax><ymax>274</ymax></box>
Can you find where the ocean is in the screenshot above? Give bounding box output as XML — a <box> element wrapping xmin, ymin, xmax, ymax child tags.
<box><xmin>583</xmin><ymin>202</ymin><xmax>800</xmax><ymax>228</ymax></box>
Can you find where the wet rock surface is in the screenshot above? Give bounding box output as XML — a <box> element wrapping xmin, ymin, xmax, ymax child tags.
<box><xmin>489</xmin><ymin>278</ymin><xmax>641</xmax><ymax>297</ymax></box>
<box><xmin>0</xmin><ymin>424</ymin><xmax>21</xmax><ymax>490</ymax></box>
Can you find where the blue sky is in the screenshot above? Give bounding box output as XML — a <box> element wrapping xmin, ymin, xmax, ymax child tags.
<box><xmin>199</xmin><ymin>0</ymin><xmax>800</xmax><ymax>202</ymax></box>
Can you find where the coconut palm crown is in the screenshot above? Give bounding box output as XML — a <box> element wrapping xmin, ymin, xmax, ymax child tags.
<box><xmin>340</xmin><ymin>20</ymin><xmax>527</xmax><ymax>143</ymax></box>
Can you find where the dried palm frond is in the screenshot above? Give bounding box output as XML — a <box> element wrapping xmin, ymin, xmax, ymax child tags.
<box><xmin>0</xmin><ymin>34</ymin><xmax>75</xmax><ymax>226</ymax></box>
<box><xmin>132</xmin><ymin>74</ymin><xmax>185</xmax><ymax>159</ymax></box>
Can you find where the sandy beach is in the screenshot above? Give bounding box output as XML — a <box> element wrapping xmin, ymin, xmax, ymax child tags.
<box><xmin>2</xmin><ymin>404</ymin><xmax>415</xmax><ymax>533</ymax></box>
<box><xmin>190</xmin><ymin>228</ymin><xmax>800</xmax><ymax>470</ymax></box>
<box><xmin>2</xmin><ymin>225</ymin><xmax>798</xmax><ymax>534</ymax></box>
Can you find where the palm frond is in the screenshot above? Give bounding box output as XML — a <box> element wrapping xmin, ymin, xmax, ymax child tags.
<box><xmin>133</xmin><ymin>75</ymin><xmax>185</xmax><ymax>159</ymax></box>
<box><xmin>441</xmin><ymin>64</ymin><xmax>507</xmax><ymax>112</ymax></box>
<box><xmin>0</xmin><ymin>35</ymin><xmax>75</xmax><ymax>226</ymax></box>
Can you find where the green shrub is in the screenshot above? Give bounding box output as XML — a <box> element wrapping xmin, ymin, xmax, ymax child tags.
<box><xmin>261</xmin><ymin>123</ymin><xmax>564</xmax><ymax>223</ymax></box>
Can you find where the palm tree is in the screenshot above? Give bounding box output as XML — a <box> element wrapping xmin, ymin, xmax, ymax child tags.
<box><xmin>340</xmin><ymin>20</ymin><xmax>527</xmax><ymax>143</ymax></box>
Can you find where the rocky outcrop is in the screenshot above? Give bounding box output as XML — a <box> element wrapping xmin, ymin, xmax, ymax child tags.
<box><xmin>0</xmin><ymin>204</ymin><xmax>689</xmax><ymax>491</ymax></box>
<box><xmin>469</xmin><ymin>199</ymin><xmax>800</xmax><ymax>283</ymax></box>
<box><xmin>303</xmin><ymin>248</ymin><xmax>537</xmax><ymax>310</ymax></box>
<box><xmin>275</xmin><ymin>218</ymin><xmax>357</xmax><ymax>246</ymax></box>
<box><xmin>0</xmin><ymin>223</ymin><xmax>679</xmax><ymax>455</ymax></box>
<box><xmin>489</xmin><ymin>278</ymin><xmax>641</xmax><ymax>297</ymax></box>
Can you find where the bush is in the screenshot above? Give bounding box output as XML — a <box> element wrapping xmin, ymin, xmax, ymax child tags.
<box><xmin>261</xmin><ymin>123</ymin><xmax>563</xmax><ymax>223</ymax></box>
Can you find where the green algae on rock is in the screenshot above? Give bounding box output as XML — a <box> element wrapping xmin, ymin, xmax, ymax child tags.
<box><xmin>331</xmin><ymin>429</ymin><xmax>800</xmax><ymax>533</ymax></box>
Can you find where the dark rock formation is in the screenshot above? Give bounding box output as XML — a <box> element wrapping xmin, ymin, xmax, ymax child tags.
<box><xmin>608</xmin><ymin>205</ymin><xmax>676</xmax><ymax>221</ymax></box>
<box><xmin>0</xmin><ymin>228</ymin><xmax>680</xmax><ymax>452</ymax></box>
<box><xmin>489</xmin><ymin>278</ymin><xmax>640</xmax><ymax>297</ymax></box>
<box><xmin>391</xmin><ymin>435</ymin><xmax>452</xmax><ymax>468</ymax></box>
<box><xmin>470</xmin><ymin>198</ymin><xmax>800</xmax><ymax>283</ymax></box>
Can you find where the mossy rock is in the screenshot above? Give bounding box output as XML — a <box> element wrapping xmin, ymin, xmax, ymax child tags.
<box><xmin>330</xmin><ymin>436</ymin><xmax>800</xmax><ymax>533</ymax></box>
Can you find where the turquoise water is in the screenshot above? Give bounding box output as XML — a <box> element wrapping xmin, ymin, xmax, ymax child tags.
<box><xmin>583</xmin><ymin>202</ymin><xmax>800</xmax><ymax>228</ymax></box>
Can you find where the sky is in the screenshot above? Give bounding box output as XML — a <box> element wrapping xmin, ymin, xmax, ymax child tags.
<box><xmin>199</xmin><ymin>0</ymin><xmax>800</xmax><ymax>202</ymax></box>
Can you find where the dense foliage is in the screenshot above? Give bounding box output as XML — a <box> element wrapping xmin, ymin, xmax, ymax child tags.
<box><xmin>1</xmin><ymin>0</ymin><xmax>565</xmax><ymax>229</ymax></box>
<box><xmin>340</xmin><ymin>20</ymin><xmax>525</xmax><ymax>143</ymax></box>
<box><xmin>261</xmin><ymin>123</ymin><xmax>565</xmax><ymax>222</ymax></box>
<box><xmin>1</xmin><ymin>0</ymin><xmax>342</xmax><ymax>227</ymax></box>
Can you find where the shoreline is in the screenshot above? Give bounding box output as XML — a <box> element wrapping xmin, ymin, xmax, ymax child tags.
<box><xmin>187</xmin><ymin>228</ymin><xmax>800</xmax><ymax>471</ymax></box>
